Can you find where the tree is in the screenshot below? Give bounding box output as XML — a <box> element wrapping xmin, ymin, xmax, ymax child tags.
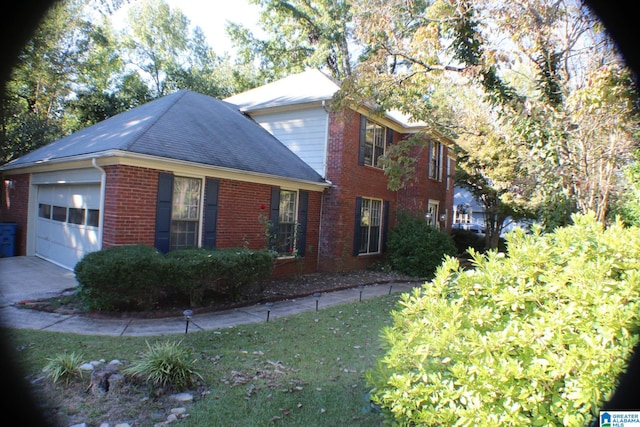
<box><xmin>340</xmin><ymin>0</ymin><xmax>638</xmax><ymax>235</ymax></box>
<box><xmin>227</xmin><ymin>0</ymin><xmax>354</xmax><ymax>82</ymax></box>
<box><xmin>0</xmin><ymin>0</ymin><xmax>92</xmax><ymax>163</ymax></box>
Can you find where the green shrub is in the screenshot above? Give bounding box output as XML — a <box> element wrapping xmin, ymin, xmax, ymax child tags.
<box><xmin>124</xmin><ymin>340</ymin><xmax>203</xmax><ymax>392</ymax></box>
<box><xmin>43</xmin><ymin>351</ymin><xmax>84</xmax><ymax>385</ymax></box>
<box><xmin>75</xmin><ymin>245</ymin><xmax>276</xmax><ymax>311</ymax></box>
<box><xmin>368</xmin><ymin>213</ymin><xmax>640</xmax><ymax>426</ymax></box>
<box><xmin>387</xmin><ymin>214</ymin><xmax>457</xmax><ymax>277</ymax></box>
<box><xmin>451</xmin><ymin>228</ymin><xmax>487</xmax><ymax>255</ymax></box>
<box><xmin>164</xmin><ymin>248</ymin><xmax>276</xmax><ymax>305</ymax></box>
<box><xmin>74</xmin><ymin>244</ymin><xmax>165</xmax><ymax>311</ymax></box>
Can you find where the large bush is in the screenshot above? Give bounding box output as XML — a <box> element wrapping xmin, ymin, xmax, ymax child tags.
<box><xmin>387</xmin><ymin>214</ymin><xmax>457</xmax><ymax>277</ymax></box>
<box><xmin>164</xmin><ymin>247</ymin><xmax>276</xmax><ymax>305</ymax></box>
<box><xmin>74</xmin><ymin>244</ymin><xmax>165</xmax><ymax>311</ymax></box>
<box><xmin>368</xmin><ymin>213</ymin><xmax>640</xmax><ymax>426</ymax></box>
<box><xmin>74</xmin><ymin>245</ymin><xmax>276</xmax><ymax>311</ymax></box>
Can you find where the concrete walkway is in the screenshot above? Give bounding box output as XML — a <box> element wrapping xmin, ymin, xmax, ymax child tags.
<box><xmin>0</xmin><ymin>256</ymin><xmax>420</xmax><ymax>336</ymax></box>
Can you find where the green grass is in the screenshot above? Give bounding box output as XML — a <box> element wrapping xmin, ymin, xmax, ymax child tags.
<box><xmin>2</xmin><ymin>292</ymin><xmax>407</xmax><ymax>426</ymax></box>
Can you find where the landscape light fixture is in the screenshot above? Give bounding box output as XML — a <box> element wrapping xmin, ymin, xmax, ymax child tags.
<box><xmin>358</xmin><ymin>285</ymin><xmax>364</xmax><ymax>302</ymax></box>
<box><xmin>183</xmin><ymin>309</ymin><xmax>193</xmax><ymax>334</ymax></box>
<box><xmin>313</xmin><ymin>292</ymin><xmax>322</xmax><ymax>311</ymax></box>
<box><xmin>265</xmin><ymin>302</ymin><xmax>273</xmax><ymax>322</ymax></box>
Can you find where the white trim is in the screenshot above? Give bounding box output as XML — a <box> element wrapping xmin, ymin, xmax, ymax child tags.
<box><xmin>2</xmin><ymin>151</ymin><xmax>331</xmax><ymax>192</ymax></box>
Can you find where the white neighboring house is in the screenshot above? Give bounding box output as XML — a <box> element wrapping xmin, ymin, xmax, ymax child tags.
<box><xmin>453</xmin><ymin>187</ymin><xmax>486</xmax><ymax>235</ymax></box>
<box><xmin>453</xmin><ymin>187</ymin><xmax>529</xmax><ymax>237</ymax></box>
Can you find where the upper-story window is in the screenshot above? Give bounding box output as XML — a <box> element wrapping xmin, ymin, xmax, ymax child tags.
<box><xmin>428</xmin><ymin>140</ymin><xmax>443</xmax><ymax>181</ymax></box>
<box><xmin>359</xmin><ymin>116</ymin><xmax>390</xmax><ymax>169</ymax></box>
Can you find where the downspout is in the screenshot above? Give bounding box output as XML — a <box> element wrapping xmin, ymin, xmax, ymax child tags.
<box><xmin>91</xmin><ymin>158</ymin><xmax>106</xmax><ymax>249</ymax></box>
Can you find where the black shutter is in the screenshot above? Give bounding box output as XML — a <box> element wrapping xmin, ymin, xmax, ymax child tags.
<box><xmin>203</xmin><ymin>178</ymin><xmax>219</xmax><ymax>249</ymax></box>
<box><xmin>155</xmin><ymin>173</ymin><xmax>174</xmax><ymax>253</ymax></box>
<box><xmin>353</xmin><ymin>196</ymin><xmax>363</xmax><ymax>256</ymax></box>
<box><xmin>382</xmin><ymin>200</ymin><xmax>390</xmax><ymax>253</ymax></box>
<box><xmin>358</xmin><ymin>115</ymin><xmax>366</xmax><ymax>166</ymax></box>
<box><xmin>269</xmin><ymin>187</ymin><xmax>280</xmax><ymax>250</ymax></box>
<box><xmin>386</xmin><ymin>127</ymin><xmax>393</xmax><ymax>146</ymax></box>
<box><xmin>296</xmin><ymin>191</ymin><xmax>308</xmax><ymax>257</ymax></box>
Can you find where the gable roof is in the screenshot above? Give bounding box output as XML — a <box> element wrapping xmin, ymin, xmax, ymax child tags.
<box><xmin>225</xmin><ymin>68</ymin><xmax>428</xmax><ymax>132</ymax></box>
<box><xmin>225</xmin><ymin>68</ymin><xmax>341</xmax><ymax>112</ymax></box>
<box><xmin>1</xmin><ymin>90</ymin><xmax>328</xmax><ymax>185</ymax></box>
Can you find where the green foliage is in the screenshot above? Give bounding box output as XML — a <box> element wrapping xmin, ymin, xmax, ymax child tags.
<box><xmin>164</xmin><ymin>247</ymin><xmax>276</xmax><ymax>305</ymax></box>
<box><xmin>368</xmin><ymin>213</ymin><xmax>640</xmax><ymax>426</ymax></box>
<box><xmin>43</xmin><ymin>351</ymin><xmax>84</xmax><ymax>385</ymax></box>
<box><xmin>386</xmin><ymin>214</ymin><xmax>457</xmax><ymax>278</ymax></box>
<box><xmin>74</xmin><ymin>244</ymin><xmax>164</xmax><ymax>311</ymax></box>
<box><xmin>451</xmin><ymin>228</ymin><xmax>487</xmax><ymax>255</ymax></box>
<box><xmin>123</xmin><ymin>340</ymin><xmax>202</xmax><ymax>392</ymax></box>
<box><xmin>74</xmin><ymin>245</ymin><xmax>276</xmax><ymax>311</ymax></box>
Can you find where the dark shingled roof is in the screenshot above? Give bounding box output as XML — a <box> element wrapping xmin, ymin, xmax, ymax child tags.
<box><xmin>2</xmin><ymin>90</ymin><xmax>327</xmax><ymax>184</ymax></box>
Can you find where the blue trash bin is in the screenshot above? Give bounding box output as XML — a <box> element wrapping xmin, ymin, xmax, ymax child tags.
<box><xmin>0</xmin><ymin>222</ymin><xmax>17</xmax><ymax>257</ymax></box>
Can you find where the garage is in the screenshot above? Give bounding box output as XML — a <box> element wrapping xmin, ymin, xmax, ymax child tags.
<box><xmin>32</xmin><ymin>170</ymin><xmax>103</xmax><ymax>270</ymax></box>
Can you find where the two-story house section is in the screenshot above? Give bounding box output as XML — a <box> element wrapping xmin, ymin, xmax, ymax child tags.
<box><xmin>226</xmin><ymin>69</ymin><xmax>456</xmax><ymax>273</ymax></box>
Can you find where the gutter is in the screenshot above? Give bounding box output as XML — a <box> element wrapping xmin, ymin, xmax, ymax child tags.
<box><xmin>91</xmin><ymin>158</ymin><xmax>106</xmax><ymax>250</ymax></box>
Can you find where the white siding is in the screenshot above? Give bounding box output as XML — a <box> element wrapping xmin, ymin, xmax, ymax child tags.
<box><xmin>251</xmin><ymin>107</ymin><xmax>329</xmax><ymax>177</ymax></box>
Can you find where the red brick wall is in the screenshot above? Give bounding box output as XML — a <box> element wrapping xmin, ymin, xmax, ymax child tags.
<box><xmin>101</xmin><ymin>165</ymin><xmax>159</xmax><ymax>248</ymax></box>
<box><xmin>319</xmin><ymin>110</ymin><xmax>453</xmax><ymax>272</ymax></box>
<box><xmin>102</xmin><ymin>164</ymin><xmax>322</xmax><ymax>276</ymax></box>
<box><xmin>319</xmin><ymin>109</ymin><xmax>398</xmax><ymax>272</ymax></box>
<box><xmin>0</xmin><ymin>173</ymin><xmax>30</xmax><ymax>256</ymax></box>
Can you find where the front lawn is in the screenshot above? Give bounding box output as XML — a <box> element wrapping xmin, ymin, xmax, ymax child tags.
<box><xmin>2</xmin><ymin>292</ymin><xmax>405</xmax><ymax>426</ymax></box>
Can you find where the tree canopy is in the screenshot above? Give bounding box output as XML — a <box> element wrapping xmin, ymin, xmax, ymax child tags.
<box><xmin>2</xmin><ymin>0</ymin><xmax>638</xmax><ymax>238</ymax></box>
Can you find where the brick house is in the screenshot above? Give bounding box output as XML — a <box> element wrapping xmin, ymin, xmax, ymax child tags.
<box><xmin>0</xmin><ymin>69</ymin><xmax>455</xmax><ymax>276</ymax></box>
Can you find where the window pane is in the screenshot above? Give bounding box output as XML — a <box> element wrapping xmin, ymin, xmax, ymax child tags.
<box><xmin>359</xmin><ymin>198</ymin><xmax>382</xmax><ymax>254</ymax></box>
<box><xmin>68</xmin><ymin>208</ymin><xmax>85</xmax><ymax>225</ymax></box>
<box><xmin>38</xmin><ymin>204</ymin><xmax>51</xmax><ymax>219</ymax></box>
<box><xmin>170</xmin><ymin>221</ymin><xmax>198</xmax><ymax>250</ymax></box>
<box><xmin>52</xmin><ymin>206</ymin><xmax>67</xmax><ymax>222</ymax></box>
<box><xmin>87</xmin><ymin>209</ymin><xmax>100</xmax><ymax>227</ymax></box>
<box><xmin>365</xmin><ymin>120</ymin><xmax>385</xmax><ymax>168</ymax></box>
<box><xmin>277</xmin><ymin>190</ymin><xmax>297</xmax><ymax>255</ymax></box>
<box><xmin>172</xmin><ymin>177</ymin><xmax>201</xmax><ymax>220</ymax></box>
<box><xmin>170</xmin><ymin>177</ymin><xmax>201</xmax><ymax>250</ymax></box>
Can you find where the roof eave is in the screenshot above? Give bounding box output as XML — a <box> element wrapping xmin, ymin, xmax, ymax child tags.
<box><xmin>1</xmin><ymin>150</ymin><xmax>332</xmax><ymax>191</ymax></box>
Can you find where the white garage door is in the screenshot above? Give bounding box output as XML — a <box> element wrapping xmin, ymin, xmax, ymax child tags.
<box><xmin>35</xmin><ymin>184</ymin><xmax>101</xmax><ymax>270</ymax></box>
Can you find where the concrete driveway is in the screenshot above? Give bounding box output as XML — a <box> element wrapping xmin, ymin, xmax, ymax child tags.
<box><xmin>0</xmin><ymin>256</ymin><xmax>78</xmax><ymax>308</ymax></box>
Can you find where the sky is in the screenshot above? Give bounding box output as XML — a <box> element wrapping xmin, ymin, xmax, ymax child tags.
<box><xmin>113</xmin><ymin>0</ymin><xmax>265</xmax><ymax>56</ymax></box>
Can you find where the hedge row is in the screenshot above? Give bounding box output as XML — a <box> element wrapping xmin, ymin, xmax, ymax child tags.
<box><xmin>74</xmin><ymin>245</ymin><xmax>276</xmax><ymax>311</ymax></box>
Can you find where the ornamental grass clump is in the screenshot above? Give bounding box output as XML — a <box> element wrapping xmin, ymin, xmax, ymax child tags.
<box><xmin>43</xmin><ymin>351</ymin><xmax>85</xmax><ymax>385</ymax></box>
<box><xmin>368</xmin><ymin>213</ymin><xmax>640</xmax><ymax>426</ymax></box>
<box><xmin>124</xmin><ymin>340</ymin><xmax>203</xmax><ymax>392</ymax></box>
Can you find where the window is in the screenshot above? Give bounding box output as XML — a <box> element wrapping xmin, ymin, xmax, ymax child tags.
<box><xmin>52</xmin><ymin>206</ymin><xmax>67</xmax><ymax>222</ymax></box>
<box><xmin>170</xmin><ymin>177</ymin><xmax>202</xmax><ymax>250</ymax></box>
<box><xmin>360</xmin><ymin>117</ymin><xmax>387</xmax><ymax>168</ymax></box>
<box><xmin>275</xmin><ymin>189</ymin><xmax>298</xmax><ymax>255</ymax></box>
<box><xmin>359</xmin><ymin>198</ymin><xmax>382</xmax><ymax>254</ymax></box>
<box><xmin>428</xmin><ymin>140</ymin><xmax>443</xmax><ymax>180</ymax></box>
<box><xmin>68</xmin><ymin>208</ymin><xmax>85</xmax><ymax>225</ymax></box>
<box><xmin>426</xmin><ymin>201</ymin><xmax>439</xmax><ymax>227</ymax></box>
<box><xmin>87</xmin><ymin>209</ymin><xmax>100</xmax><ymax>227</ymax></box>
<box><xmin>38</xmin><ymin>203</ymin><xmax>51</xmax><ymax>219</ymax></box>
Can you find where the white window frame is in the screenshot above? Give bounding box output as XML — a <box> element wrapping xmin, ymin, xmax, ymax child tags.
<box><xmin>359</xmin><ymin>197</ymin><xmax>383</xmax><ymax>254</ymax></box>
<box><xmin>364</xmin><ymin>119</ymin><xmax>386</xmax><ymax>169</ymax></box>
<box><xmin>276</xmin><ymin>189</ymin><xmax>298</xmax><ymax>256</ymax></box>
<box><xmin>428</xmin><ymin>140</ymin><xmax>443</xmax><ymax>181</ymax></box>
<box><xmin>170</xmin><ymin>176</ymin><xmax>203</xmax><ymax>250</ymax></box>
